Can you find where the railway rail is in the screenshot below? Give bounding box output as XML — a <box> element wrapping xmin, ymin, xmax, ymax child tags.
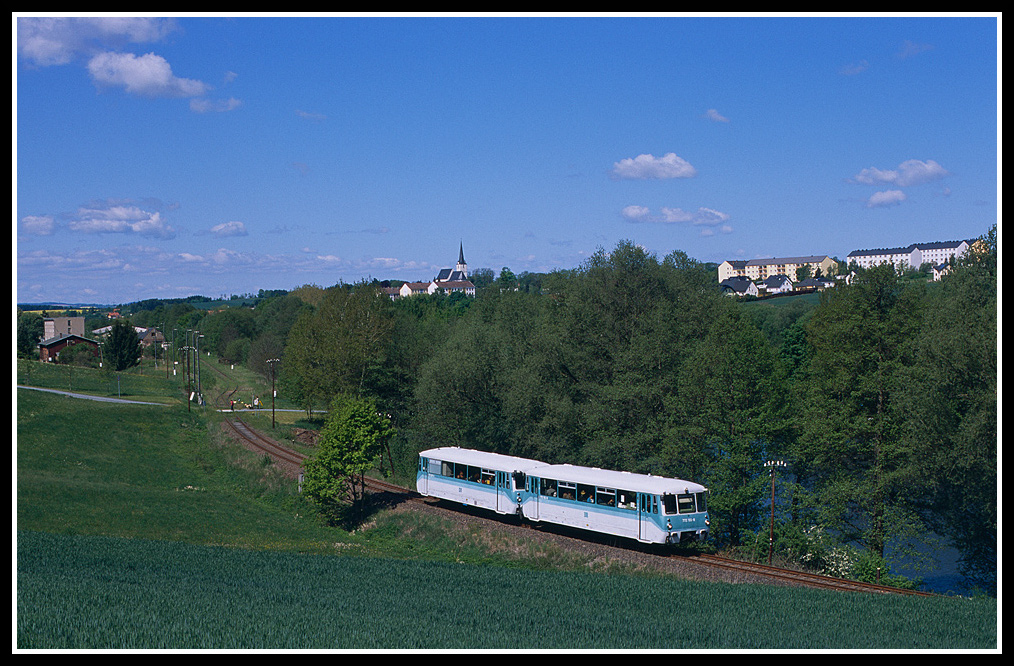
<box><xmin>216</xmin><ymin>402</ymin><xmax>930</xmax><ymax>598</ymax></box>
<box><xmin>679</xmin><ymin>553</ymin><xmax>934</xmax><ymax>596</ymax></box>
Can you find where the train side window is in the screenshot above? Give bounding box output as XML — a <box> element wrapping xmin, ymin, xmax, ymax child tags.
<box><xmin>441</xmin><ymin>461</ymin><xmax>454</xmax><ymax>478</ymax></box>
<box><xmin>596</xmin><ymin>487</ymin><xmax>616</xmax><ymax>507</ymax></box>
<box><xmin>559</xmin><ymin>482</ymin><xmax>576</xmax><ymax>501</ymax></box>
<box><xmin>481</xmin><ymin>469</ymin><xmax>495</xmax><ymax>485</ymax></box>
<box><xmin>577</xmin><ymin>484</ymin><xmax>595</xmax><ymax>503</ymax></box>
<box><xmin>617</xmin><ymin>490</ymin><xmax>636</xmax><ymax>510</ymax></box>
<box><xmin>696</xmin><ymin>492</ymin><xmax>708</xmax><ymax>512</ymax></box>
<box><xmin>541</xmin><ymin>478</ymin><xmax>558</xmax><ymax>497</ymax></box>
<box><xmin>467</xmin><ymin>466</ymin><xmax>481</xmax><ymax>483</ymax></box>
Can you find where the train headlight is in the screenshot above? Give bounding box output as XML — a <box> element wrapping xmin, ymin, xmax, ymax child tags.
<box><xmin>666</xmin><ymin>520</ymin><xmax>672</xmax><ymax>530</ymax></box>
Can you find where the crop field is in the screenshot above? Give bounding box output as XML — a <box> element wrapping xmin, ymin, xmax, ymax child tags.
<box><xmin>16</xmin><ymin>530</ymin><xmax>996</xmax><ymax>650</ymax></box>
<box><xmin>15</xmin><ymin>382</ymin><xmax>998</xmax><ymax>650</ymax></box>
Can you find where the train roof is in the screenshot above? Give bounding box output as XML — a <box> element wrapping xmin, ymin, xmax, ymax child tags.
<box><xmin>527</xmin><ymin>463</ymin><xmax>707</xmax><ymax>495</ymax></box>
<box><xmin>419</xmin><ymin>447</ymin><xmax>545</xmax><ymax>472</ymax></box>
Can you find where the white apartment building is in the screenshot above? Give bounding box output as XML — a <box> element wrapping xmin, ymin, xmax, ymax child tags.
<box><xmin>846</xmin><ymin>240</ymin><xmax>970</xmax><ymax>271</ymax></box>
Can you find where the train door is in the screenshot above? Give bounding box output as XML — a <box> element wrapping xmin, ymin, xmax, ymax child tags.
<box><xmin>637</xmin><ymin>493</ymin><xmax>655</xmax><ymax>542</ymax></box>
<box><xmin>418</xmin><ymin>456</ymin><xmax>428</xmax><ymax>494</ymax></box>
<box><xmin>496</xmin><ymin>470</ymin><xmax>511</xmax><ymax>513</ymax></box>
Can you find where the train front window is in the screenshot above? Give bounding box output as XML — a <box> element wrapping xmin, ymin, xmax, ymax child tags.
<box><xmin>677</xmin><ymin>494</ymin><xmax>697</xmax><ymax>514</ymax></box>
<box><xmin>662</xmin><ymin>494</ymin><xmax>677</xmax><ymax>514</ymax></box>
<box><xmin>695</xmin><ymin>492</ymin><xmax>707</xmax><ymax>512</ymax></box>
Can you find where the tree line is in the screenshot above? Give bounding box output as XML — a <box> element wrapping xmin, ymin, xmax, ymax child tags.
<box><xmin>21</xmin><ymin>227</ymin><xmax>994</xmax><ymax>591</ymax></box>
<box><xmin>280</xmin><ymin>232</ymin><xmax>994</xmax><ymax>591</ymax></box>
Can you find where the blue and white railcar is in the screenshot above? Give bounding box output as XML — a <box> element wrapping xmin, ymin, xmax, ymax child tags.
<box><xmin>417</xmin><ymin>447</ymin><xmax>543</xmax><ymax>516</ymax></box>
<box><xmin>521</xmin><ymin>464</ymin><xmax>709</xmax><ymax>544</ymax></box>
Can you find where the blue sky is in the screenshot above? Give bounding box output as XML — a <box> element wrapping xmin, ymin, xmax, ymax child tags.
<box><xmin>15</xmin><ymin>14</ymin><xmax>999</xmax><ymax>305</ymax></box>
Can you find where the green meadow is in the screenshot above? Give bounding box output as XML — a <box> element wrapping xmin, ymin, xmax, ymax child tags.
<box><xmin>15</xmin><ymin>375</ymin><xmax>998</xmax><ymax>650</ymax></box>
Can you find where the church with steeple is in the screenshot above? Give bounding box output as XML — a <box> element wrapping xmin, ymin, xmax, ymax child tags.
<box><xmin>435</xmin><ymin>242</ymin><xmax>468</xmax><ymax>283</ymax></box>
<box><xmin>394</xmin><ymin>242</ymin><xmax>475</xmax><ymax>299</ymax></box>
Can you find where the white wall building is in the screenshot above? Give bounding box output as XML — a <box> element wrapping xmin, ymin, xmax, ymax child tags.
<box><xmin>846</xmin><ymin>240</ymin><xmax>970</xmax><ymax>271</ymax></box>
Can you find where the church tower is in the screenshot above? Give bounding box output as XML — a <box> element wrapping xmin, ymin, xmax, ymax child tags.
<box><xmin>455</xmin><ymin>241</ymin><xmax>468</xmax><ymax>278</ymax></box>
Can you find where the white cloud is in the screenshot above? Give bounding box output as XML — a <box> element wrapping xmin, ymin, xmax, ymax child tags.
<box><xmin>839</xmin><ymin>59</ymin><xmax>870</xmax><ymax>76</ymax></box>
<box><xmin>67</xmin><ymin>203</ymin><xmax>176</xmax><ymax>239</ymax></box>
<box><xmin>210</xmin><ymin>221</ymin><xmax>248</xmax><ymax>238</ymax></box>
<box><xmin>17</xmin><ymin>16</ymin><xmax>177</xmax><ymax>67</ymax></box>
<box><xmin>851</xmin><ymin>159</ymin><xmax>949</xmax><ymax>187</ymax></box>
<box><xmin>866</xmin><ymin>190</ymin><xmax>907</xmax><ymax>208</ymax></box>
<box><xmin>624</xmin><ymin>205</ymin><xmax>731</xmax><ymax>231</ymax></box>
<box><xmin>190</xmin><ymin>97</ymin><xmax>242</xmax><ymax>113</ymax></box>
<box><xmin>621</xmin><ymin>205</ymin><xmax>651</xmax><ymax>220</ymax></box>
<box><xmin>20</xmin><ymin>215</ymin><xmax>55</xmax><ymax>236</ymax></box>
<box><xmin>611</xmin><ymin>153</ymin><xmax>697</xmax><ymax>180</ymax></box>
<box><xmin>897</xmin><ymin>40</ymin><xmax>934</xmax><ymax>59</ymax></box>
<box><xmin>88</xmin><ymin>51</ymin><xmax>209</xmax><ymax>98</ymax></box>
<box><xmin>704</xmin><ymin>108</ymin><xmax>729</xmax><ymax>122</ymax></box>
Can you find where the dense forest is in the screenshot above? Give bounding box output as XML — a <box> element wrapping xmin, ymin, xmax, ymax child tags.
<box><xmin>23</xmin><ymin>227</ymin><xmax>996</xmax><ymax>592</ymax></box>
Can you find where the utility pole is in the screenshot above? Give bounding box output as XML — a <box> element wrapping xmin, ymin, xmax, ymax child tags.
<box><xmin>764</xmin><ymin>460</ymin><xmax>787</xmax><ymax>564</ymax></box>
<box><xmin>267</xmin><ymin>358</ymin><xmax>280</xmax><ymax>428</ymax></box>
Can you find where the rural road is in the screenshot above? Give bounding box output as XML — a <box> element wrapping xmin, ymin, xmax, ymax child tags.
<box><xmin>17</xmin><ymin>385</ymin><xmax>170</xmax><ymax>406</ymax></box>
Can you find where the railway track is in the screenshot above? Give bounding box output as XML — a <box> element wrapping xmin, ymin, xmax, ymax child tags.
<box><xmin>218</xmin><ymin>412</ymin><xmax>930</xmax><ymax>598</ymax></box>
<box><xmin>224</xmin><ymin>416</ymin><xmax>306</xmax><ymax>469</ymax></box>
<box><xmin>680</xmin><ymin>553</ymin><xmax>934</xmax><ymax>596</ymax></box>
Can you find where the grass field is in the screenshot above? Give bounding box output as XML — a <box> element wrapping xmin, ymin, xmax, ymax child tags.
<box><xmin>15</xmin><ymin>369</ymin><xmax>999</xmax><ymax>650</ymax></box>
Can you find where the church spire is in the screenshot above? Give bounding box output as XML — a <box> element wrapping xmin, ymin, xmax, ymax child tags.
<box><xmin>456</xmin><ymin>241</ymin><xmax>467</xmax><ymax>277</ymax></box>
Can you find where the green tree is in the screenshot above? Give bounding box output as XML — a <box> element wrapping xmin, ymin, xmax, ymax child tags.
<box><xmin>17</xmin><ymin>311</ymin><xmax>45</xmax><ymax>358</ymax></box>
<box><xmin>301</xmin><ymin>393</ymin><xmax>394</xmax><ymax>526</ymax></box>
<box><xmin>102</xmin><ymin>319</ymin><xmax>142</xmax><ymax>371</ymax></box>
<box><xmin>797</xmin><ymin>263</ymin><xmax>927</xmax><ymax>559</ymax></box>
<box><xmin>281</xmin><ymin>283</ymin><xmax>394</xmax><ymax>415</ymax></box>
<box><xmin>667</xmin><ymin>304</ymin><xmax>792</xmax><ymax>545</ymax></box>
<box><xmin>895</xmin><ymin>226</ymin><xmax>997</xmax><ymax>591</ymax></box>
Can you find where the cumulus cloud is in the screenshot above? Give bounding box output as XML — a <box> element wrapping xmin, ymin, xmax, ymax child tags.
<box><xmin>611</xmin><ymin>153</ymin><xmax>697</xmax><ymax>180</ymax></box>
<box><xmin>866</xmin><ymin>190</ymin><xmax>907</xmax><ymax>208</ymax></box>
<box><xmin>851</xmin><ymin>159</ymin><xmax>949</xmax><ymax>187</ymax></box>
<box><xmin>18</xmin><ymin>17</ymin><xmax>239</xmax><ymax>111</ymax></box>
<box><xmin>68</xmin><ymin>202</ymin><xmax>177</xmax><ymax>239</ymax></box>
<box><xmin>88</xmin><ymin>51</ymin><xmax>209</xmax><ymax>98</ymax></box>
<box><xmin>210</xmin><ymin>221</ymin><xmax>248</xmax><ymax>238</ymax></box>
<box><xmin>620</xmin><ymin>205</ymin><xmax>651</xmax><ymax>220</ymax></box>
<box><xmin>17</xmin><ymin>16</ymin><xmax>177</xmax><ymax>66</ymax></box>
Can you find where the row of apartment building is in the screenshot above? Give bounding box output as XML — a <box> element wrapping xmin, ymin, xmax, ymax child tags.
<box><xmin>718</xmin><ymin>239</ymin><xmax>972</xmax><ymax>286</ymax></box>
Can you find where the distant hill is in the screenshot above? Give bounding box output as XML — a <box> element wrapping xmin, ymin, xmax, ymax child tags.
<box><xmin>18</xmin><ymin>303</ymin><xmax>110</xmax><ymax>311</ymax></box>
